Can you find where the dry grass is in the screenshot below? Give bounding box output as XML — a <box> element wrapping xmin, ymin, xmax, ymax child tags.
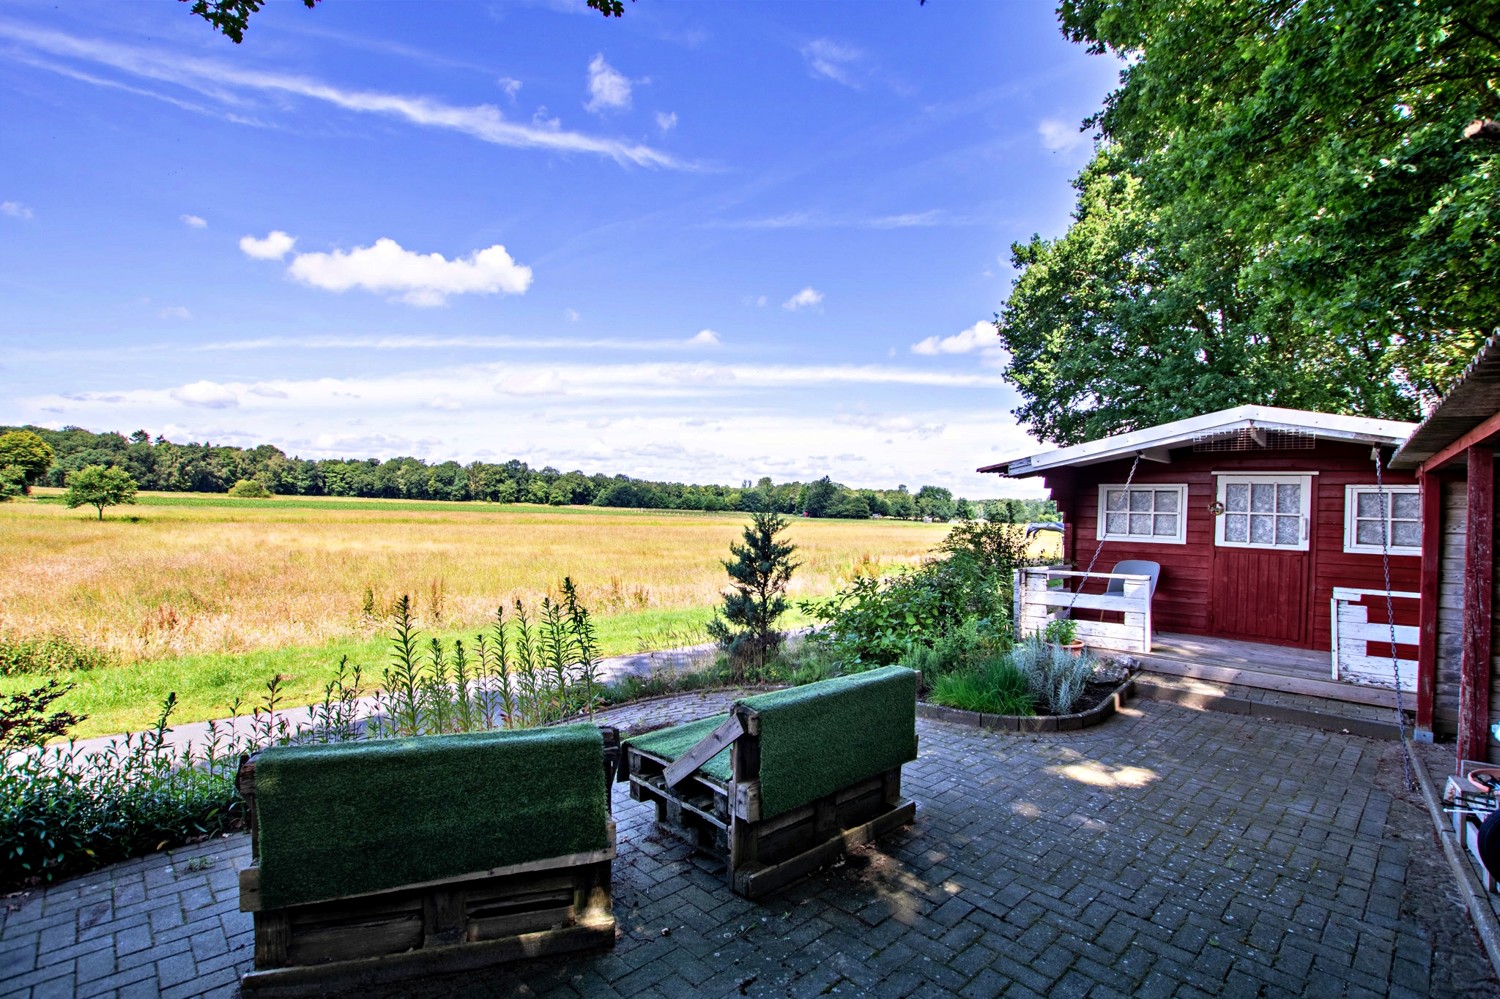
<box><xmin>3</xmin><ymin>492</ymin><xmax>952</xmax><ymax>663</ymax></box>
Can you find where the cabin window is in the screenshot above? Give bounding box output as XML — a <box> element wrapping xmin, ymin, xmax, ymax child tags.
<box><xmin>1095</xmin><ymin>484</ymin><xmax>1188</xmax><ymax>544</ymax></box>
<box><xmin>1214</xmin><ymin>474</ymin><xmax>1312</xmax><ymax>552</ymax></box>
<box><xmin>1343</xmin><ymin>485</ymin><xmax>1421</xmax><ymax>556</ymax></box>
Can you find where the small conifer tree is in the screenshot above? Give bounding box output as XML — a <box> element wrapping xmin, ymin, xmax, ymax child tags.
<box><xmin>707</xmin><ymin>511</ymin><xmax>799</xmax><ymax>680</ymax></box>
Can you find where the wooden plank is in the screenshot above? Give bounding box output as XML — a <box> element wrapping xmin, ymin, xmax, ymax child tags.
<box><xmin>1461</xmin><ymin>446</ymin><xmax>1495</xmax><ymax>763</ymax></box>
<box><xmin>1419</xmin><ymin>409</ymin><xmax>1500</xmax><ymax>476</ymax></box>
<box><xmin>1139</xmin><ymin>655</ymin><xmax>1400</xmax><ymax>709</ymax></box>
<box><xmin>664</xmin><ymin>714</ymin><xmax>744</xmax><ymax>788</ymax></box>
<box><xmin>732</xmin><ymin>800</ymin><xmax>916</xmax><ymax>900</ymax></box>
<box><xmin>241</xmin><ymin>917</ymin><xmax>615</xmax><ymax>995</ymax></box>
<box><xmin>1419</xmin><ymin>471</ymin><xmax>1445</xmax><ymax>733</ymax></box>
<box><xmin>240</xmin><ymin>837</ymin><xmax>617</xmax><ymax>913</ymax></box>
<box><xmin>240</xmin><ymin>867</ymin><xmax>262</xmax><ymax>913</ymax></box>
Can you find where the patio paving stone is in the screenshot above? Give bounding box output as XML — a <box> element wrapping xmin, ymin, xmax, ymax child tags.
<box><xmin>3</xmin><ymin>693</ymin><xmax>1499</xmax><ymax>997</ymax></box>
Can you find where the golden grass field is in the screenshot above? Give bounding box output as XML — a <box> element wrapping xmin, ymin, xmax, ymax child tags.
<box><xmin>5</xmin><ymin>492</ymin><xmax>952</xmax><ymax>662</ymax></box>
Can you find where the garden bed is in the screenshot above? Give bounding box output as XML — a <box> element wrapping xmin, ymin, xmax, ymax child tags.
<box><xmin>917</xmin><ymin>674</ymin><xmax>1135</xmax><ymax>733</ymax></box>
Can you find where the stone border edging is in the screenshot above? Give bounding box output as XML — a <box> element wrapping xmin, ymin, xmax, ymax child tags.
<box><xmin>916</xmin><ymin>676</ymin><xmax>1134</xmax><ymax>733</ymax></box>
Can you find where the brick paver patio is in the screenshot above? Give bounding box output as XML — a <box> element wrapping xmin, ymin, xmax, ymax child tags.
<box><xmin>2</xmin><ymin>694</ymin><xmax>1496</xmax><ymax>998</ymax></box>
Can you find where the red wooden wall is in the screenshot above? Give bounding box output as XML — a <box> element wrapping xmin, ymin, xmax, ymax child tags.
<box><xmin>1040</xmin><ymin>440</ymin><xmax>1420</xmax><ymax>650</ymax></box>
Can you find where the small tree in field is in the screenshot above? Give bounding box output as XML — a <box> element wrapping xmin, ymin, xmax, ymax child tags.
<box><xmin>708</xmin><ymin>511</ymin><xmax>799</xmax><ymax>680</ymax></box>
<box><xmin>65</xmin><ymin>465</ymin><xmax>138</xmax><ymax>521</ymax></box>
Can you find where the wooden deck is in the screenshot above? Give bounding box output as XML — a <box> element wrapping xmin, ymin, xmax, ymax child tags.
<box><xmin>1139</xmin><ymin>632</ymin><xmax>1401</xmax><ymax>710</ymax></box>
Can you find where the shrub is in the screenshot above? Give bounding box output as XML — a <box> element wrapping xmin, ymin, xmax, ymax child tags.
<box><xmin>897</xmin><ymin>616</ymin><xmax>1007</xmax><ymax>689</ymax></box>
<box><xmin>227</xmin><ymin>478</ymin><xmax>272</xmax><ymax>498</ymax></box>
<box><xmin>707</xmin><ymin>512</ymin><xmax>799</xmax><ymax>680</ymax></box>
<box><xmin>0</xmin><ymin>634</ymin><xmax>118</xmax><ymax>676</ymax></box>
<box><xmin>1010</xmin><ymin>634</ymin><xmax>1096</xmax><ymax>715</ymax></box>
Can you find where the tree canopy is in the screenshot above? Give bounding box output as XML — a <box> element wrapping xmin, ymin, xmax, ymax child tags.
<box><xmin>64</xmin><ymin>466</ymin><xmax>139</xmax><ymax>521</ymax></box>
<box><xmin>0</xmin><ymin>430</ymin><xmax>54</xmax><ymax>495</ymax></box>
<box><xmin>999</xmin><ymin>0</ymin><xmax>1500</xmax><ymax>445</ymax></box>
<box><xmin>183</xmin><ymin>0</ymin><xmax>628</xmax><ymax>44</ymax></box>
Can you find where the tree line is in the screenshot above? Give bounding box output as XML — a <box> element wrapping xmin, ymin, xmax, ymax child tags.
<box><xmin>3</xmin><ymin>425</ymin><xmax>1058</xmax><ymax>523</ymax></box>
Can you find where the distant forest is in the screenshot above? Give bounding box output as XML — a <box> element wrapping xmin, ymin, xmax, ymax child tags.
<box><xmin>8</xmin><ymin>425</ymin><xmax>1059</xmax><ymax>522</ymax></box>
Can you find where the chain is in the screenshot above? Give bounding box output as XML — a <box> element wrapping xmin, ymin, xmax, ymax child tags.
<box><xmin>1371</xmin><ymin>446</ymin><xmax>1417</xmax><ymax>792</ymax></box>
<box><xmin>1065</xmin><ymin>452</ymin><xmax>1144</xmax><ymax>617</ymax></box>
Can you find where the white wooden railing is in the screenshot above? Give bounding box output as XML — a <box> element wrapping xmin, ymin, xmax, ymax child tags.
<box><xmin>1330</xmin><ymin>587</ymin><xmax>1419</xmax><ymax>693</ymax></box>
<box><xmin>1015</xmin><ymin>567</ymin><xmax>1153</xmax><ymax>654</ymax></box>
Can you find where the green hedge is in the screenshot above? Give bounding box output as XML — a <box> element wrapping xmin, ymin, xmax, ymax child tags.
<box><xmin>253</xmin><ymin>724</ymin><xmax>608</xmax><ymax>910</ymax></box>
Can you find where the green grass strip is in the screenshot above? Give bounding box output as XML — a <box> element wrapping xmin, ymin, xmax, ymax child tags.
<box><xmin>744</xmin><ymin>665</ymin><xmax>918</xmax><ymax>820</ymax></box>
<box><xmin>623</xmin><ymin>714</ymin><xmax>732</xmax><ymax>783</ymax></box>
<box><xmin>252</xmin><ymin>724</ymin><xmax>608</xmax><ymax>910</ymax></box>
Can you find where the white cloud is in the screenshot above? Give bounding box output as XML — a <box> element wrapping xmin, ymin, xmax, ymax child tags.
<box><xmin>1</xmin><ymin>201</ymin><xmax>33</xmax><ymax>219</ymax></box>
<box><xmin>429</xmin><ymin>394</ymin><xmax>462</xmax><ymax>411</ymax></box>
<box><xmin>247</xmin><ymin>384</ymin><xmax>288</xmax><ymax>399</ymax></box>
<box><xmin>782</xmin><ymin>287</ymin><xmax>824</xmax><ymax>311</ymax></box>
<box><xmin>239</xmin><ymin>230</ymin><xmax>296</xmax><ymax>260</ymax></box>
<box><xmin>0</xmin><ymin>23</ymin><xmax>688</xmax><ymax>170</ymax></box>
<box><xmin>179</xmin><ymin>214</ymin><xmax>206</xmax><ymax>228</ymax></box>
<box><xmin>1038</xmin><ymin>117</ymin><xmax>1086</xmax><ymax>153</ymax></box>
<box><xmin>656</xmin><ymin>111</ymin><xmax>677</xmax><ymax>131</ymax></box>
<box><xmin>170</xmin><ymin>380</ymin><xmax>239</xmax><ymax>408</ymax></box>
<box><xmin>283</xmin><ymin>237</ymin><xmax>533</xmax><ymax>307</ymax></box>
<box><xmin>498</xmin><ymin>370</ymin><xmax>568</xmax><ymax>397</ymax></box>
<box><xmin>564</xmin><ymin>308</ymin><xmax>581</xmax><ymax>322</ymax></box>
<box><xmin>585</xmin><ymin>54</ymin><xmax>631</xmax><ymax>113</ymax></box>
<box><xmin>158</xmin><ymin>305</ymin><xmax>192</xmax><ymax>319</ymax></box>
<box><xmin>497</xmin><ymin>77</ymin><xmax>521</xmax><ymax>100</ymax></box>
<box><xmin>801</xmin><ymin>39</ymin><xmax>862</xmax><ymax>87</ymax></box>
<box><xmin>689</xmin><ymin>329</ymin><xmax>720</xmax><ymax>346</ymax></box>
<box><xmin>910</xmin><ymin>320</ymin><xmax>1010</xmax><ymax>367</ymax></box>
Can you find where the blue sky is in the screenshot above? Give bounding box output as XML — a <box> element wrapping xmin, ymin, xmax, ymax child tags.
<box><xmin>0</xmin><ymin>0</ymin><xmax>1116</xmax><ymax>498</ymax></box>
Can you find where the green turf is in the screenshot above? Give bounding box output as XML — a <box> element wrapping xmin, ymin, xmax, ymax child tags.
<box><xmin>623</xmin><ymin>714</ymin><xmax>733</xmax><ymax>783</ymax></box>
<box><xmin>742</xmin><ymin>665</ymin><xmax>918</xmax><ymax>819</ymax></box>
<box><xmin>252</xmin><ymin>724</ymin><xmax>609</xmax><ymax>910</ymax></box>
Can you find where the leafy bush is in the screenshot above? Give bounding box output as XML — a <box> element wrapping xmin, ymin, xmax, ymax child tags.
<box><xmin>0</xmin><ymin>634</ymin><xmax>118</xmax><ymax>676</ymax></box>
<box><xmin>929</xmin><ymin>657</ymin><xmax>1033</xmax><ymax>715</ymax></box>
<box><xmin>804</xmin><ymin>549</ymin><xmax>1008</xmax><ymax>670</ymax></box>
<box><xmin>1010</xmin><ymin>634</ymin><xmax>1096</xmax><ymax>715</ymax></box>
<box><xmin>897</xmin><ymin>616</ymin><xmax>1007</xmax><ymax>688</ymax></box>
<box><xmin>227</xmin><ymin>478</ymin><xmax>272</xmax><ymax>498</ymax></box>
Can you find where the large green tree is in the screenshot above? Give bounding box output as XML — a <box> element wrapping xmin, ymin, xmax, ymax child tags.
<box><xmin>1001</xmin><ymin>0</ymin><xmax>1500</xmax><ymax>444</ymax></box>
<box><xmin>0</xmin><ymin>430</ymin><xmax>55</xmax><ymax>495</ymax></box>
<box><xmin>183</xmin><ymin>0</ymin><xmax>628</xmax><ymax>44</ymax></box>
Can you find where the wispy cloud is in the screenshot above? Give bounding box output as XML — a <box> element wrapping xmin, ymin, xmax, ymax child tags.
<box><xmin>800</xmin><ymin>39</ymin><xmax>863</xmax><ymax>88</ymax></box>
<box><xmin>179</xmin><ymin>214</ymin><xmax>207</xmax><ymax>228</ymax></box>
<box><xmin>689</xmin><ymin>329</ymin><xmax>720</xmax><ymax>346</ymax></box>
<box><xmin>1</xmin><ymin>201</ymin><xmax>33</xmax><ymax>220</ymax></box>
<box><xmin>782</xmin><ymin>287</ymin><xmax>824</xmax><ymax>312</ymax></box>
<box><xmin>0</xmin><ymin>21</ymin><xmax>689</xmax><ymax>169</ymax></box>
<box><xmin>584</xmin><ymin>54</ymin><xmax>632</xmax><ymax>113</ymax></box>
<box><xmin>655</xmin><ymin>110</ymin><xmax>677</xmax><ymax>132</ymax></box>
<box><xmin>1037</xmin><ymin>117</ymin><xmax>1087</xmax><ymax>153</ymax></box>
<box><xmin>158</xmin><ymin>305</ymin><xmax>192</xmax><ymax>320</ymax></box>
<box><xmin>187</xmin><ymin>332</ymin><xmax>726</xmax><ymax>353</ymax></box>
<box><xmin>719</xmin><ymin>209</ymin><xmax>962</xmax><ymax>231</ymax></box>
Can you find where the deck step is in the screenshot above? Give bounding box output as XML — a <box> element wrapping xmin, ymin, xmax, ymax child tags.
<box><xmin>1132</xmin><ymin>673</ymin><xmax>1410</xmax><ymax>740</ymax></box>
<box><xmin>1137</xmin><ymin>653</ymin><xmax>1400</xmax><ymax>709</ymax></box>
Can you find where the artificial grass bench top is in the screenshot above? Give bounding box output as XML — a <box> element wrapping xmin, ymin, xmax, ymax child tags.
<box><xmin>624</xmin><ymin>665</ymin><xmax>919</xmax><ymax>820</ymax></box>
<box><xmin>251</xmin><ymin>724</ymin><xmax>609</xmax><ymax>911</ymax></box>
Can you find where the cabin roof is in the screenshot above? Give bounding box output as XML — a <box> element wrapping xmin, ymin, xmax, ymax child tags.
<box><xmin>1390</xmin><ymin>336</ymin><xmax>1500</xmax><ymax>472</ymax></box>
<box><xmin>979</xmin><ymin>405</ymin><xmax>1417</xmax><ymax>479</ymax></box>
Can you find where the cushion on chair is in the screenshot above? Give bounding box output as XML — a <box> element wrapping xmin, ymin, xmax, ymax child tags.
<box><xmin>252</xmin><ymin>724</ymin><xmax>609</xmax><ymax>910</ymax></box>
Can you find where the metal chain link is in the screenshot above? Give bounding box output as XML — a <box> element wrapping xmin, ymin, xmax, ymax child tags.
<box><xmin>1065</xmin><ymin>452</ymin><xmax>1143</xmax><ymax>617</ymax></box>
<box><xmin>1371</xmin><ymin>446</ymin><xmax>1417</xmax><ymax>792</ymax></box>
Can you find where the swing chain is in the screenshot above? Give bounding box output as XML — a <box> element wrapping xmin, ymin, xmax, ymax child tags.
<box><xmin>1064</xmin><ymin>452</ymin><xmax>1144</xmax><ymax>618</ymax></box>
<box><xmin>1372</xmin><ymin>445</ymin><xmax>1417</xmax><ymax>792</ymax></box>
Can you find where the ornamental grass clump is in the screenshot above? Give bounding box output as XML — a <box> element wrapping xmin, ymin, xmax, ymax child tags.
<box><xmin>928</xmin><ymin>656</ymin><xmax>1034</xmax><ymax>716</ymax></box>
<box><xmin>1010</xmin><ymin>633</ymin><xmax>1096</xmax><ymax>715</ymax></box>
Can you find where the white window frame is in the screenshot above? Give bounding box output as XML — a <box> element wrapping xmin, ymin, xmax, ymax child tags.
<box><xmin>1343</xmin><ymin>484</ymin><xmax>1421</xmax><ymax>556</ymax></box>
<box><xmin>1214</xmin><ymin>473</ymin><xmax>1313</xmax><ymax>552</ymax></box>
<box><xmin>1095</xmin><ymin>483</ymin><xmax>1188</xmax><ymax>545</ymax></box>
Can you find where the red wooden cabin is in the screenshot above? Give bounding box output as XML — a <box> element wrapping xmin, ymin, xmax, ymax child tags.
<box><xmin>1391</xmin><ymin>337</ymin><xmax>1500</xmax><ymax>764</ymax></box>
<box><xmin>981</xmin><ymin>406</ymin><xmax>1434</xmax><ymax>716</ymax></box>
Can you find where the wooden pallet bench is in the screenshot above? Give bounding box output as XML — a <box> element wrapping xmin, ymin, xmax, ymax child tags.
<box><xmin>237</xmin><ymin>724</ymin><xmax>620</xmax><ymax>994</ymax></box>
<box><xmin>622</xmin><ymin>665</ymin><xmax>919</xmax><ymax>899</ymax></box>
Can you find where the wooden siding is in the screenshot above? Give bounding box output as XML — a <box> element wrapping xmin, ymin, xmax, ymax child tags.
<box><xmin>1041</xmin><ymin>440</ymin><xmax>1420</xmax><ymax>654</ymax></box>
<box><xmin>1438</xmin><ymin>479</ymin><xmax>1468</xmax><ymax>734</ymax></box>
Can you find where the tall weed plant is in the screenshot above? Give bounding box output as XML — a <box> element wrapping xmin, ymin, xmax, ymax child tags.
<box><xmin>0</xmin><ymin>578</ymin><xmax>607</xmax><ymax>890</ymax></box>
<box><xmin>1010</xmin><ymin>634</ymin><xmax>1096</xmax><ymax>715</ymax></box>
